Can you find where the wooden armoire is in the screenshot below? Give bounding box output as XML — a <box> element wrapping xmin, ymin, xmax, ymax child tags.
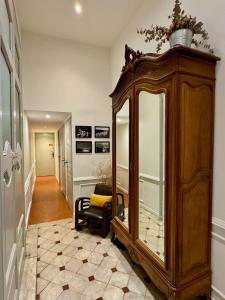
<box><xmin>110</xmin><ymin>45</ymin><xmax>220</xmax><ymax>299</ymax></box>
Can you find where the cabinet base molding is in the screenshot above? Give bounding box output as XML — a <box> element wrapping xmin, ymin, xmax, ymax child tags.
<box><xmin>112</xmin><ymin>219</ymin><xmax>211</xmax><ymax>300</ymax></box>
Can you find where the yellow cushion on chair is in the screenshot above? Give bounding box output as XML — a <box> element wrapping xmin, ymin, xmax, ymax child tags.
<box><xmin>89</xmin><ymin>193</ymin><xmax>112</xmax><ymax>207</ymax></box>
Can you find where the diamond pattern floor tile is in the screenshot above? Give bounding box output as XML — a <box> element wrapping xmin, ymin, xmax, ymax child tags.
<box><xmin>19</xmin><ymin>218</ymin><xmax>166</xmax><ymax>300</ymax></box>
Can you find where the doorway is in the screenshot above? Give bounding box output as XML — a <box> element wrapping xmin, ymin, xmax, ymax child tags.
<box><xmin>58</xmin><ymin>117</ymin><xmax>73</xmax><ymax>210</ymax></box>
<box><xmin>25</xmin><ymin>110</ymin><xmax>73</xmax><ymax>224</ymax></box>
<box><xmin>35</xmin><ymin>133</ymin><xmax>55</xmax><ymax>176</ymax></box>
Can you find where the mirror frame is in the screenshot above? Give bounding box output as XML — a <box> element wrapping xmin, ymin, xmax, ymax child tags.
<box><xmin>112</xmin><ymin>89</ymin><xmax>132</xmax><ymax>235</ymax></box>
<box><xmin>134</xmin><ymin>83</ymin><xmax>169</xmax><ymax>270</ymax></box>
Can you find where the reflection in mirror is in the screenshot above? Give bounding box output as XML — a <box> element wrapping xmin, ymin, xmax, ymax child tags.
<box><xmin>116</xmin><ymin>99</ymin><xmax>129</xmax><ymax>230</ymax></box>
<box><xmin>0</xmin><ymin>50</ymin><xmax>12</xmax><ymax>149</ymax></box>
<box><xmin>139</xmin><ymin>91</ymin><xmax>165</xmax><ymax>262</ymax></box>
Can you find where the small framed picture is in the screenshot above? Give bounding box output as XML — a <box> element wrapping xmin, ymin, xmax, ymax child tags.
<box><xmin>76</xmin><ymin>141</ymin><xmax>92</xmax><ymax>154</ymax></box>
<box><xmin>75</xmin><ymin>126</ymin><xmax>92</xmax><ymax>138</ymax></box>
<box><xmin>95</xmin><ymin>126</ymin><xmax>110</xmax><ymax>138</ymax></box>
<box><xmin>95</xmin><ymin>141</ymin><xmax>110</xmax><ymax>153</ymax></box>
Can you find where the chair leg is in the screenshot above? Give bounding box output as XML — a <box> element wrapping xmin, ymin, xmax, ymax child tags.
<box><xmin>102</xmin><ymin>221</ymin><xmax>108</xmax><ymax>238</ymax></box>
<box><xmin>75</xmin><ymin>216</ymin><xmax>80</xmax><ymax>230</ymax></box>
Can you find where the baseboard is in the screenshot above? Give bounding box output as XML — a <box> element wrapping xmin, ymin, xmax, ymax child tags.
<box><xmin>212</xmin><ymin>285</ymin><xmax>225</xmax><ymax>300</ymax></box>
<box><xmin>24</xmin><ymin>163</ymin><xmax>36</xmax><ymax>228</ymax></box>
<box><xmin>74</xmin><ymin>176</ymin><xmax>106</xmax><ymax>182</ymax></box>
<box><xmin>25</xmin><ymin>200</ymin><xmax>32</xmax><ymax>228</ymax></box>
<box><xmin>212</xmin><ymin>217</ymin><xmax>225</xmax><ymax>230</ymax></box>
<box><xmin>140</xmin><ymin>200</ymin><xmax>160</xmax><ymax>219</ymax></box>
<box><xmin>212</xmin><ymin>217</ymin><xmax>225</xmax><ymax>246</ymax></box>
<box><xmin>24</xmin><ymin>163</ymin><xmax>35</xmax><ymax>195</ymax></box>
<box><xmin>31</xmin><ymin>177</ymin><xmax>36</xmax><ymax>194</ymax></box>
<box><xmin>116</xmin><ymin>184</ymin><xmax>128</xmax><ymax>194</ymax></box>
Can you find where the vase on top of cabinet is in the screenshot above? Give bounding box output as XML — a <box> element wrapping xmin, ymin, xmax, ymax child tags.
<box><xmin>110</xmin><ymin>44</ymin><xmax>220</xmax><ymax>299</ymax></box>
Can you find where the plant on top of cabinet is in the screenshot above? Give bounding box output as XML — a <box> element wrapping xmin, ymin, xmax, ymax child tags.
<box><xmin>137</xmin><ymin>0</ymin><xmax>213</xmax><ymax>53</ymax></box>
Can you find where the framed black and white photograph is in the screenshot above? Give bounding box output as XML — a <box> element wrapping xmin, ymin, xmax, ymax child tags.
<box><xmin>95</xmin><ymin>126</ymin><xmax>110</xmax><ymax>138</ymax></box>
<box><xmin>76</xmin><ymin>141</ymin><xmax>92</xmax><ymax>154</ymax></box>
<box><xmin>95</xmin><ymin>141</ymin><xmax>110</xmax><ymax>153</ymax></box>
<box><xmin>75</xmin><ymin>126</ymin><xmax>92</xmax><ymax>138</ymax></box>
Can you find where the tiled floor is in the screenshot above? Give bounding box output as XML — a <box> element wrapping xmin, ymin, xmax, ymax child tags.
<box><xmin>20</xmin><ymin>218</ymin><xmax>166</xmax><ymax>300</ymax></box>
<box><xmin>123</xmin><ymin>207</ymin><xmax>164</xmax><ymax>261</ymax></box>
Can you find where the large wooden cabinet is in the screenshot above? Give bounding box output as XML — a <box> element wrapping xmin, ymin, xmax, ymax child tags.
<box><xmin>110</xmin><ymin>45</ymin><xmax>219</xmax><ymax>299</ymax></box>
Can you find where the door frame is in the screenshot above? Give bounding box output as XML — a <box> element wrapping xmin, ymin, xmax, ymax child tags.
<box><xmin>65</xmin><ymin>116</ymin><xmax>73</xmax><ymax>209</ymax></box>
<box><xmin>58</xmin><ymin>115</ymin><xmax>73</xmax><ymax>210</ymax></box>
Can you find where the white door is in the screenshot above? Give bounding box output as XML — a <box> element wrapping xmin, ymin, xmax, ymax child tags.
<box><xmin>64</xmin><ymin>118</ymin><xmax>73</xmax><ymax>209</ymax></box>
<box><xmin>0</xmin><ymin>1</ymin><xmax>24</xmax><ymax>299</ymax></box>
<box><xmin>0</xmin><ymin>46</ymin><xmax>18</xmax><ymax>300</ymax></box>
<box><xmin>35</xmin><ymin>133</ymin><xmax>55</xmax><ymax>176</ymax></box>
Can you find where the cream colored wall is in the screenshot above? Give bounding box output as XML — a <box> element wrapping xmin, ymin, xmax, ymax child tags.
<box><xmin>110</xmin><ymin>0</ymin><xmax>225</xmax><ymax>297</ymax></box>
<box><xmin>116</xmin><ymin>123</ymin><xmax>129</xmax><ymax>193</ymax></box>
<box><xmin>116</xmin><ymin>123</ymin><xmax>129</xmax><ymax>168</ymax></box>
<box><xmin>139</xmin><ymin>92</ymin><xmax>161</xmax><ymax>178</ymax></box>
<box><xmin>23</xmin><ymin>113</ymin><xmax>31</xmax><ymax>180</ymax></box>
<box><xmin>22</xmin><ymin>31</ymin><xmax>112</xmax><ymax>204</ymax></box>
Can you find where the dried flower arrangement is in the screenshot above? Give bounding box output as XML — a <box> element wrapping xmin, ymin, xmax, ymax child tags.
<box><xmin>92</xmin><ymin>159</ymin><xmax>112</xmax><ymax>185</ymax></box>
<box><xmin>137</xmin><ymin>0</ymin><xmax>213</xmax><ymax>53</ymax></box>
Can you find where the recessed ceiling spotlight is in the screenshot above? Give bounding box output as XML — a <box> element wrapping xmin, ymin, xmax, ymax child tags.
<box><xmin>45</xmin><ymin>114</ymin><xmax>51</xmax><ymax>119</ymax></box>
<box><xmin>74</xmin><ymin>1</ymin><xmax>82</xmax><ymax>14</ymax></box>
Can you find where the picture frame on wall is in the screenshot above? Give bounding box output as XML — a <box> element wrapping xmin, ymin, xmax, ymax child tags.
<box><xmin>76</xmin><ymin>141</ymin><xmax>92</xmax><ymax>154</ymax></box>
<box><xmin>75</xmin><ymin>126</ymin><xmax>92</xmax><ymax>138</ymax></box>
<box><xmin>95</xmin><ymin>141</ymin><xmax>110</xmax><ymax>153</ymax></box>
<box><xmin>95</xmin><ymin>126</ymin><xmax>110</xmax><ymax>138</ymax></box>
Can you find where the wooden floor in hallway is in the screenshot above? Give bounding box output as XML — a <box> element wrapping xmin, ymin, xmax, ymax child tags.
<box><xmin>29</xmin><ymin>176</ymin><xmax>72</xmax><ymax>225</ymax></box>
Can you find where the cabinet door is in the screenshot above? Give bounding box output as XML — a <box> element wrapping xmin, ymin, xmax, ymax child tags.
<box><xmin>0</xmin><ymin>48</ymin><xmax>17</xmax><ymax>300</ymax></box>
<box><xmin>137</xmin><ymin>88</ymin><xmax>166</xmax><ymax>266</ymax></box>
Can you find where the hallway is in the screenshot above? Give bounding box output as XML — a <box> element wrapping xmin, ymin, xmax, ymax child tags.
<box><xmin>29</xmin><ymin>176</ymin><xmax>72</xmax><ymax>225</ymax></box>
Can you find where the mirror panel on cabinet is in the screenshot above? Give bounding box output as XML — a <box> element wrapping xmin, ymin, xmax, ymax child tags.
<box><xmin>116</xmin><ymin>99</ymin><xmax>129</xmax><ymax>231</ymax></box>
<box><xmin>138</xmin><ymin>91</ymin><xmax>165</xmax><ymax>262</ymax></box>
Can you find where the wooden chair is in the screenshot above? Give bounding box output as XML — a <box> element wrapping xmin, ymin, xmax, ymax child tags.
<box><xmin>75</xmin><ymin>184</ymin><xmax>124</xmax><ymax>237</ymax></box>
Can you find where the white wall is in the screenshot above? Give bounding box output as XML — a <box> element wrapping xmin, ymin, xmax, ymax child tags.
<box><xmin>110</xmin><ymin>0</ymin><xmax>225</xmax><ymax>297</ymax></box>
<box><xmin>22</xmin><ymin>31</ymin><xmax>112</xmax><ymax>203</ymax></box>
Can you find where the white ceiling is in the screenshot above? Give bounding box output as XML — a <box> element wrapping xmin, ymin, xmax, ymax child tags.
<box><xmin>17</xmin><ymin>0</ymin><xmax>142</xmax><ymax>47</ymax></box>
<box><xmin>26</xmin><ymin>110</ymin><xmax>71</xmax><ymax>131</ymax></box>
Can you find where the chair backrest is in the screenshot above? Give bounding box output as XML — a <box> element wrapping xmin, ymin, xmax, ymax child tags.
<box><xmin>94</xmin><ymin>184</ymin><xmax>112</xmax><ymax>196</ymax></box>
